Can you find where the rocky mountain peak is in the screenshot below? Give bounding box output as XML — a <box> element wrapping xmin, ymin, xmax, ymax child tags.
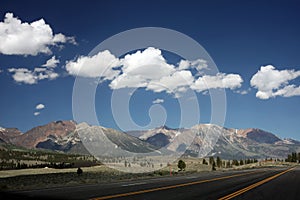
<box><xmin>13</xmin><ymin>120</ymin><xmax>76</xmax><ymax>148</ymax></box>
<box><xmin>156</xmin><ymin>125</ymin><xmax>177</xmax><ymax>131</ymax></box>
<box><xmin>1</xmin><ymin>121</ymin><xmax>299</xmax><ymax>159</ymax></box>
<box><xmin>0</xmin><ymin>127</ymin><xmax>22</xmax><ymax>143</ymax></box>
<box><xmin>237</xmin><ymin>128</ymin><xmax>281</xmax><ymax>144</ymax></box>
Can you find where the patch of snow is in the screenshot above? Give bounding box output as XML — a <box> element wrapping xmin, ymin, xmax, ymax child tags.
<box><xmin>0</xmin><ymin>127</ymin><xmax>5</xmax><ymax>131</ymax></box>
<box><xmin>275</xmin><ymin>139</ymin><xmax>294</xmax><ymax>145</ymax></box>
<box><xmin>154</xmin><ymin>150</ymin><xmax>161</xmax><ymax>154</ymax></box>
<box><xmin>174</xmin><ymin>131</ymin><xmax>181</xmax><ymax>138</ymax></box>
<box><xmin>132</xmin><ymin>143</ymin><xmax>138</xmax><ymax>146</ymax></box>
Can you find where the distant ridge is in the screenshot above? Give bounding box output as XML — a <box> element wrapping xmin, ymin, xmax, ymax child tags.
<box><xmin>1</xmin><ymin>121</ymin><xmax>300</xmax><ymax>159</ymax></box>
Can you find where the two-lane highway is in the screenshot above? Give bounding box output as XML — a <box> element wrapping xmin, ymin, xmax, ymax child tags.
<box><xmin>230</xmin><ymin>167</ymin><xmax>300</xmax><ymax>200</ymax></box>
<box><xmin>1</xmin><ymin>167</ymin><xmax>298</xmax><ymax>200</ymax></box>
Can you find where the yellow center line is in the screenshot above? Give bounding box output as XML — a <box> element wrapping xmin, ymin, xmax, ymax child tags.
<box><xmin>218</xmin><ymin>167</ymin><xmax>295</xmax><ymax>200</ymax></box>
<box><xmin>90</xmin><ymin>170</ymin><xmax>263</xmax><ymax>200</ymax></box>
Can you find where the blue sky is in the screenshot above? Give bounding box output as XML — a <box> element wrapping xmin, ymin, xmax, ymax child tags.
<box><xmin>0</xmin><ymin>0</ymin><xmax>300</xmax><ymax>140</ymax></box>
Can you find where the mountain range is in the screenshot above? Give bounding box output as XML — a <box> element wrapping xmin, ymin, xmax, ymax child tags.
<box><xmin>1</xmin><ymin>120</ymin><xmax>299</xmax><ymax>159</ymax></box>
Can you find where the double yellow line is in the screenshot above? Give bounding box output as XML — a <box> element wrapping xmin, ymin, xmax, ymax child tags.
<box><xmin>90</xmin><ymin>170</ymin><xmax>261</xmax><ymax>200</ymax></box>
<box><xmin>218</xmin><ymin>167</ymin><xmax>295</xmax><ymax>200</ymax></box>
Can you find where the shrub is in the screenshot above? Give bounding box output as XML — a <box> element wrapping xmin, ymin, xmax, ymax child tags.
<box><xmin>77</xmin><ymin>167</ymin><xmax>83</xmax><ymax>175</ymax></box>
<box><xmin>177</xmin><ymin>160</ymin><xmax>186</xmax><ymax>171</ymax></box>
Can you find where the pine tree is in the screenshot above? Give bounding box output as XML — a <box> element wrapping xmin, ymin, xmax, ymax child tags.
<box><xmin>212</xmin><ymin>162</ymin><xmax>216</xmax><ymax>171</ymax></box>
<box><xmin>232</xmin><ymin>159</ymin><xmax>239</xmax><ymax>166</ymax></box>
<box><xmin>292</xmin><ymin>152</ymin><xmax>297</xmax><ymax>162</ymax></box>
<box><xmin>216</xmin><ymin>156</ymin><xmax>222</xmax><ymax>168</ymax></box>
<box><xmin>240</xmin><ymin>159</ymin><xmax>244</xmax><ymax>165</ymax></box>
<box><xmin>287</xmin><ymin>154</ymin><xmax>292</xmax><ymax>162</ymax></box>
<box><xmin>209</xmin><ymin>157</ymin><xmax>215</xmax><ymax>165</ymax></box>
<box><xmin>226</xmin><ymin>160</ymin><xmax>231</xmax><ymax>168</ymax></box>
<box><xmin>222</xmin><ymin>161</ymin><xmax>226</xmax><ymax>168</ymax></box>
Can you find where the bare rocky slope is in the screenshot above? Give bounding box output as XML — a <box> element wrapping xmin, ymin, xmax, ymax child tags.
<box><xmin>129</xmin><ymin>124</ymin><xmax>300</xmax><ymax>159</ymax></box>
<box><xmin>1</xmin><ymin>122</ymin><xmax>299</xmax><ymax>159</ymax></box>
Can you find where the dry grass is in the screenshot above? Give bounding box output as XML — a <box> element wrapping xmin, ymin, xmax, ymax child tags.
<box><xmin>0</xmin><ymin>158</ymin><xmax>296</xmax><ymax>191</ymax></box>
<box><xmin>0</xmin><ymin>165</ymin><xmax>113</xmax><ymax>178</ymax></box>
<box><xmin>0</xmin><ymin>159</ymin><xmax>213</xmax><ymax>191</ymax></box>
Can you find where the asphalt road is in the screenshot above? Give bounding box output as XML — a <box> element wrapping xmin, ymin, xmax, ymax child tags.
<box><xmin>1</xmin><ymin>166</ymin><xmax>299</xmax><ymax>200</ymax></box>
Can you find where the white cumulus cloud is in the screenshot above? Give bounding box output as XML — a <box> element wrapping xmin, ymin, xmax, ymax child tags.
<box><xmin>235</xmin><ymin>88</ymin><xmax>251</xmax><ymax>95</ymax></box>
<box><xmin>273</xmin><ymin>85</ymin><xmax>300</xmax><ymax>97</ymax></box>
<box><xmin>109</xmin><ymin>73</ymin><xmax>148</xmax><ymax>89</ymax></box>
<box><xmin>0</xmin><ymin>13</ymin><xmax>75</xmax><ymax>56</ymax></box>
<box><xmin>109</xmin><ymin>47</ymin><xmax>176</xmax><ymax>90</ymax></box>
<box><xmin>250</xmin><ymin>65</ymin><xmax>300</xmax><ymax>99</ymax></box>
<box><xmin>42</xmin><ymin>56</ymin><xmax>59</xmax><ymax>68</ymax></box>
<box><xmin>8</xmin><ymin>67</ymin><xmax>59</xmax><ymax>84</ymax></box>
<box><xmin>147</xmin><ymin>70</ymin><xmax>194</xmax><ymax>94</ymax></box>
<box><xmin>35</xmin><ymin>103</ymin><xmax>45</xmax><ymax>110</ymax></box>
<box><xmin>65</xmin><ymin>50</ymin><xmax>121</xmax><ymax>80</ymax></box>
<box><xmin>121</xmin><ymin>47</ymin><xmax>175</xmax><ymax>80</ymax></box>
<box><xmin>178</xmin><ymin>59</ymin><xmax>208</xmax><ymax>71</ymax></box>
<box><xmin>152</xmin><ymin>98</ymin><xmax>164</xmax><ymax>104</ymax></box>
<box><xmin>66</xmin><ymin>47</ymin><xmax>244</xmax><ymax>97</ymax></box>
<box><xmin>8</xmin><ymin>68</ymin><xmax>37</xmax><ymax>84</ymax></box>
<box><xmin>191</xmin><ymin>73</ymin><xmax>243</xmax><ymax>92</ymax></box>
<box><xmin>34</xmin><ymin>112</ymin><xmax>40</xmax><ymax>116</ymax></box>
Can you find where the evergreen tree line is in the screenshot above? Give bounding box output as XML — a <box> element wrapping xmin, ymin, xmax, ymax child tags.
<box><xmin>285</xmin><ymin>152</ymin><xmax>300</xmax><ymax>163</ymax></box>
<box><xmin>202</xmin><ymin>156</ymin><xmax>258</xmax><ymax>169</ymax></box>
<box><xmin>0</xmin><ymin>161</ymin><xmax>76</xmax><ymax>170</ymax></box>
